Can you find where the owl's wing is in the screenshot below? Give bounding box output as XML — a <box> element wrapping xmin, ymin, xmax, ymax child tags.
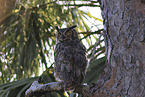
<box><xmin>73</xmin><ymin>43</ymin><xmax>87</xmax><ymax>78</ymax></box>
<box><xmin>54</xmin><ymin>42</ymin><xmax>87</xmax><ymax>84</ymax></box>
<box><xmin>54</xmin><ymin>43</ymin><xmax>73</xmax><ymax>77</ymax></box>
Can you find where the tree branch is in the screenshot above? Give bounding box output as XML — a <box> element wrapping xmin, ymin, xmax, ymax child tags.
<box><xmin>25</xmin><ymin>81</ymin><xmax>63</xmax><ymax>97</ymax></box>
<box><xmin>80</xmin><ymin>29</ymin><xmax>104</xmax><ymax>41</ymax></box>
<box><xmin>25</xmin><ymin>81</ymin><xmax>91</xmax><ymax>97</ymax></box>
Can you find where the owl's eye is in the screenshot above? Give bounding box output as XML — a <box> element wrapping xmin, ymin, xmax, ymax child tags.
<box><xmin>65</xmin><ymin>31</ymin><xmax>71</xmax><ymax>36</ymax></box>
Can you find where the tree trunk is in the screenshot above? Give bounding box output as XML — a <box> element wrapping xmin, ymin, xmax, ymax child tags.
<box><xmin>93</xmin><ymin>0</ymin><xmax>145</xmax><ymax>96</ymax></box>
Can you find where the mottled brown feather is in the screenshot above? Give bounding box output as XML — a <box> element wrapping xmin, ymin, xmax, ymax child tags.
<box><xmin>54</xmin><ymin>26</ymin><xmax>87</xmax><ymax>90</ymax></box>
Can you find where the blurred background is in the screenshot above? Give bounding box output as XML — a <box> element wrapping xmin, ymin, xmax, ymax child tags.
<box><xmin>0</xmin><ymin>0</ymin><xmax>106</xmax><ymax>97</ymax></box>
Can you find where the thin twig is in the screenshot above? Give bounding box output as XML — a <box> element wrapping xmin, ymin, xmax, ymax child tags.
<box><xmin>80</xmin><ymin>29</ymin><xmax>103</xmax><ymax>41</ymax></box>
<box><xmin>90</xmin><ymin>33</ymin><xmax>103</xmax><ymax>61</ymax></box>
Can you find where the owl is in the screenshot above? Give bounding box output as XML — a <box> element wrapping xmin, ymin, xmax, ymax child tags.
<box><xmin>54</xmin><ymin>25</ymin><xmax>87</xmax><ymax>91</ymax></box>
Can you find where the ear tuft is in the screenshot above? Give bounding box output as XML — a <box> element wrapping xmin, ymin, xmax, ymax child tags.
<box><xmin>70</xmin><ymin>25</ymin><xmax>77</xmax><ymax>29</ymax></box>
<box><xmin>66</xmin><ymin>25</ymin><xmax>77</xmax><ymax>32</ymax></box>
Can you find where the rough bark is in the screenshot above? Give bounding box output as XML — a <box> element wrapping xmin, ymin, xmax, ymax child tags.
<box><xmin>92</xmin><ymin>0</ymin><xmax>145</xmax><ymax>96</ymax></box>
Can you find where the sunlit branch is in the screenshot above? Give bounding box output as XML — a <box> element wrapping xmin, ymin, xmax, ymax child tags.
<box><xmin>32</xmin><ymin>2</ymin><xmax>99</xmax><ymax>9</ymax></box>
<box><xmin>62</xmin><ymin>4</ymin><xmax>100</xmax><ymax>7</ymax></box>
<box><xmin>25</xmin><ymin>81</ymin><xmax>91</xmax><ymax>97</ymax></box>
<box><xmin>90</xmin><ymin>33</ymin><xmax>103</xmax><ymax>60</ymax></box>
<box><xmin>80</xmin><ymin>29</ymin><xmax>103</xmax><ymax>41</ymax></box>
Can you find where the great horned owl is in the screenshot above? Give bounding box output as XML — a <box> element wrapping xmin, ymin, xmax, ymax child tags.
<box><xmin>54</xmin><ymin>25</ymin><xmax>87</xmax><ymax>91</ymax></box>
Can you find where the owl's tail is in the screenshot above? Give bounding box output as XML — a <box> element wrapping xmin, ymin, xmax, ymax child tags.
<box><xmin>64</xmin><ymin>81</ymin><xmax>80</xmax><ymax>91</ymax></box>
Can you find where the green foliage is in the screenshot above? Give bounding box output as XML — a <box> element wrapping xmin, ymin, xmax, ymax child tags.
<box><xmin>0</xmin><ymin>77</ymin><xmax>38</xmax><ymax>97</ymax></box>
<box><xmin>0</xmin><ymin>0</ymin><xmax>105</xmax><ymax>97</ymax></box>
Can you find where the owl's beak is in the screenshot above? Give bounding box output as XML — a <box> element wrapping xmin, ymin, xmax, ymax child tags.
<box><xmin>61</xmin><ymin>35</ymin><xmax>65</xmax><ymax>39</ymax></box>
